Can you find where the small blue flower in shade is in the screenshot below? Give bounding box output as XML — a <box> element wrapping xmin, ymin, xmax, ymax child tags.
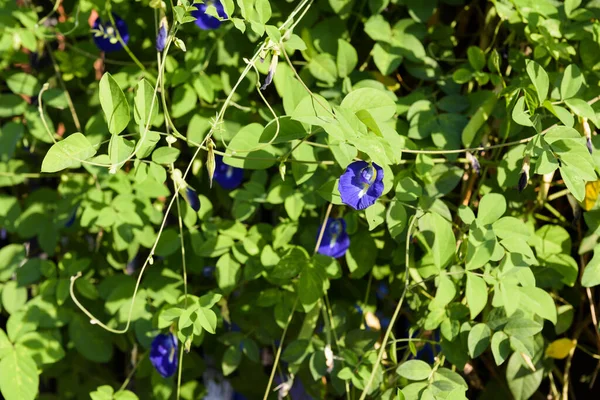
<box><xmin>213</xmin><ymin>155</ymin><xmax>244</xmax><ymax>190</ymax></box>
<box><xmin>184</xmin><ymin>186</ymin><xmax>201</xmax><ymax>212</ymax></box>
<box><xmin>203</xmin><ymin>265</ymin><xmax>215</xmax><ymax>278</ymax></box>
<box><xmin>92</xmin><ymin>13</ymin><xmax>129</xmax><ymax>53</ymax></box>
<box><xmin>317</xmin><ymin>218</ymin><xmax>350</xmax><ymax>258</ymax></box>
<box><xmin>64</xmin><ymin>207</ymin><xmax>78</xmax><ymax>228</ymax></box>
<box><xmin>191</xmin><ymin>0</ymin><xmax>228</xmax><ymax>30</ymax></box>
<box><xmin>260</xmin><ymin>53</ymin><xmax>279</xmax><ymax>91</ymax></box>
<box><xmin>150</xmin><ymin>333</ymin><xmax>178</xmax><ymax>378</ymax></box>
<box><xmin>338</xmin><ymin>161</ymin><xmax>384</xmax><ymax>210</ymax></box>
<box><xmin>156</xmin><ymin>18</ymin><xmax>168</xmax><ymax>52</ymax></box>
<box><xmin>375</xmin><ymin>281</ymin><xmax>390</xmax><ymax>300</ymax></box>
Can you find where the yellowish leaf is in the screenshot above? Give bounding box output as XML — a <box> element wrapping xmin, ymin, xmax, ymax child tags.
<box><xmin>545</xmin><ymin>338</ymin><xmax>576</xmax><ymax>359</ymax></box>
<box><xmin>583</xmin><ymin>180</ymin><xmax>600</xmax><ymax>211</ymax></box>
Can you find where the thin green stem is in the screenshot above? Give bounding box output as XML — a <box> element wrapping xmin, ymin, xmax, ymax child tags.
<box><xmin>107</xmin><ymin>10</ymin><xmax>148</xmax><ymax>74</ymax></box>
<box><xmin>263</xmin><ymin>298</ymin><xmax>299</xmax><ymax>400</ymax></box>
<box><xmin>358</xmin><ymin>214</ymin><xmax>418</xmax><ymax>400</ymax></box>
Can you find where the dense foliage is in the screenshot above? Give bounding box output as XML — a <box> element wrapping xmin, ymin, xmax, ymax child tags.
<box><xmin>2</xmin><ymin>0</ymin><xmax>600</xmax><ymax>399</ymax></box>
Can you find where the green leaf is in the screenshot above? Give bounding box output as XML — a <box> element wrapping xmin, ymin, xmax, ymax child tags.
<box><xmin>222</xmin><ymin>346</ymin><xmax>242</xmax><ymax>376</ymax></box>
<box><xmin>298</xmin><ymin>262</ymin><xmax>327</xmax><ymax>311</ymax></box>
<box><xmin>364</xmin><ymin>15</ymin><xmax>392</xmax><ymax>43</ymax></box>
<box><xmin>518</xmin><ymin>287</ymin><xmax>557</xmax><ymax>324</ymax></box>
<box><xmin>525</xmin><ymin>60</ymin><xmax>549</xmax><ymax>104</ymax></box>
<box><xmin>337</xmin><ymin>39</ymin><xmax>358</xmax><ymax>78</ymax></box>
<box><xmin>560</xmin><ymin>64</ymin><xmax>583</xmax><ymax>100</ymax></box>
<box><xmin>428</xmin><ymin>212</ymin><xmax>455</xmax><ymax>269</ymax></box>
<box><xmin>109</xmin><ymin>135</ymin><xmax>134</xmax><ymax>167</ymax></box>
<box><xmin>477</xmin><ymin>193</ymin><xmax>506</xmax><ymax>225</ymax></box>
<box><xmin>0</xmin><ymin>244</ymin><xmax>26</xmax><ymax>281</ymax></box>
<box><xmin>511</xmin><ymin>97</ymin><xmax>533</xmax><ymax>127</ymax></box>
<box><xmin>99</xmin><ymin>73</ymin><xmax>130</xmax><ymax>135</ymax></box>
<box><xmin>491</xmin><ymin>331</ymin><xmax>511</xmax><ymax>366</ymax></box>
<box><xmin>564</xmin><ymin>0</ymin><xmax>582</xmax><ymax>17</ymax></box>
<box><xmin>291</xmin><ymin>94</ymin><xmax>334</xmax><ymax>127</ymax></box>
<box><xmin>466</xmin><ymin>224</ymin><xmax>496</xmax><ymax>270</ymax></box>
<box><xmin>195</xmin><ymin>307</ymin><xmax>217</xmax><ymax>334</ymax></box>
<box><xmin>365</xmin><ymin>201</ymin><xmax>386</xmax><ymax>231</ymax></box>
<box><xmin>396</xmin><ymin>360</ymin><xmax>432</xmax><ymax>381</ymax></box>
<box><xmin>504</xmin><ymin>318</ymin><xmax>542</xmax><ymax>338</ymax></box>
<box><xmin>457</xmin><ymin>205</ymin><xmax>475</xmax><ymax>225</ymax></box>
<box><xmin>0</xmin><ymin>94</ymin><xmax>27</xmax><ymax>118</ymax></box>
<box><xmin>226</xmin><ymin>123</ymin><xmax>277</xmax><ymax>169</ymax></box>
<box><xmin>308</xmin><ymin>54</ymin><xmax>337</xmax><ymax>84</ymax></box>
<box><xmin>346</xmin><ymin>230</ymin><xmax>377</xmax><ymax>279</ymax></box>
<box><xmin>565</xmin><ymin>98</ymin><xmax>598</xmax><ymax>126</ymax></box>
<box><xmin>506</xmin><ymin>352</ymin><xmax>543</xmax><ymax>400</ymax></box>
<box><xmin>41</xmin><ymin>133</ymin><xmax>97</xmax><ymax>173</ymax></box>
<box><xmin>467</xmin><ymin>47</ymin><xmax>485</xmax><ymax>71</ymax></box>
<box><xmin>16</xmin><ymin>331</ymin><xmax>65</xmax><ymax>366</ymax></box>
<box><xmin>0</xmin><ymin>329</ymin><xmax>11</xmax><ymax>360</ymax></box>
<box><xmin>133</xmin><ymin>79</ymin><xmax>158</xmax><ymax>126</ymax></box>
<box><xmin>69</xmin><ymin>315</ymin><xmax>113</xmax><ymax>363</ymax></box>
<box><xmin>0</xmin><ymin>347</ymin><xmax>39</xmax><ymax>400</ymax></box>
<box><xmin>462</xmin><ymin>91</ymin><xmax>497</xmax><ymax>146</ymax></box>
<box><xmin>468</xmin><ymin>323</ymin><xmax>491</xmax><ymax>358</ymax></box>
<box><xmin>492</xmin><ymin>217</ymin><xmax>531</xmax><ymax>241</ymax></box>
<box><xmin>1</xmin><ymin>281</ymin><xmax>27</xmax><ymax>315</ymax></box>
<box><xmin>6</xmin><ymin>73</ymin><xmax>40</xmax><ymax>97</ymax></box>
<box><xmin>372</xmin><ymin>43</ymin><xmax>403</xmax><ymax>76</ymax></box>
<box><xmin>386</xmin><ymin>201</ymin><xmax>407</xmax><ymax>238</ymax></box>
<box><xmin>170</xmin><ymin>84</ymin><xmax>197</xmax><ymax>118</ymax></box>
<box><xmin>267</xmin><ymin>246</ymin><xmax>307</xmax><ymax>285</ymax></box>
<box><xmin>340</xmin><ymin>88</ymin><xmax>396</xmax><ymax>121</ymax></box>
<box><xmin>151</xmin><ymin>147</ymin><xmax>180</xmax><ymax>165</ymax></box>
<box><xmin>582</xmin><ymin>243</ymin><xmax>600</xmax><ymax>287</ymax></box>
<box><xmin>466</xmin><ymin>272</ymin><xmax>487</xmax><ymax>319</ymax></box>
<box><xmin>216</xmin><ymin>253</ymin><xmax>241</xmax><ymax>294</ymax></box>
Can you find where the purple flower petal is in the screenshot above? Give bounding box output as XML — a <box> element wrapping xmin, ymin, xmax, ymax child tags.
<box><xmin>150</xmin><ymin>333</ymin><xmax>178</xmax><ymax>378</ymax></box>
<box><xmin>92</xmin><ymin>13</ymin><xmax>129</xmax><ymax>53</ymax></box>
<box><xmin>317</xmin><ymin>218</ymin><xmax>350</xmax><ymax>258</ymax></box>
<box><xmin>185</xmin><ymin>186</ymin><xmax>200</xmax><ymax>212</ymax></box>
<box><xmin>192</xmin><ymin>1</ymin><xmax>228</xmax><ymax>30</ymax></box>
<box><xmin>213</xmin><ymin>155</ymin><xmax>244</xmax><ymax>190</ymax></box>
<box><xmin>156</xmin><ymin>21</ymin><xmax>168</xmax><ymax>52</ymax></box>
<box><xmin>338</xmin><ymin>161</ymin><xmax>384</xmax><ymax>210</ymax></box>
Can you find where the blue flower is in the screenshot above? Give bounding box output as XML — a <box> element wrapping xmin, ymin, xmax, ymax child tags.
<box><xmin>64</xmin><ymin>206</ymin><xmax>78</xmax><ymax>228</ymax></box>
<box><xmin>150</xmin><ymin>333</ymin><xmax>178</xmax><ymax>378</ymax></box>
<box><xmin>213</xmin><ymin>155</ymin><xmax>244</xmax><ymax>190</ymax></box>
<box><xmin>338</xmin><ymin>161</ymin><xmax>384</xmax><ymax>210</ymax></box>
<box><xmin>92</xmin><ymin>13</ymin><xmax>129</xmax><ymax>53</ymax></box>
<box><xmin>184</xmin><ymin>186</ymin><xmax>200</xmax><ymax>212</ymax></box>
<box><xmin>317</xmin><ymin>218</ymin><xmax>350</xmax><ymax>258</ymax></box>
<box><xmin>156</xmin><ymin>18</ymin><xmax>168</xmax><ymax>52</ymax></box>
<box><xmin>260</xmin><ymin>53</ymin><xmax>279</xmax><ymax>91</ymax></box>
<box><xmin>191</xmin><ymin>1</ymin><xmax>228</xmax><ymax>30</ymax></box>
<box><xmin>375</xmin><ymin>281</ymin><xmax>389</xmax><ymax>300</ymax></box>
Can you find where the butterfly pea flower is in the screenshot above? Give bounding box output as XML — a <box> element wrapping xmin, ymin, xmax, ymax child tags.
<box><xmin>191</xmin><ymin>0</ymin><xmax>228</xmax><ymax>30</ymax></box>
<box><xmin>375</xmin><ymin>281</ymin><xmax>389</xmax><ymax>300</ymax></box>
<box><xmin>64</xmin><ymin>206</ymin><xmax>78</xmax><ymax>228</ymax></box>
<box><xmin>184</xmin><ymin>186</ymin><xmax>201</xmax><ymax>212</ymax></box>
<box><xmin>317</xmin><ymin>218</ymin><xmax>350</xmax><ymax>258</ymax></box>
<box><xmin>518</xmin><ymin>155</ymin><xmax>530</xmax><ymax>192</ymax></box>
<box><xmin>466</xmin><ymin>151</ymin><xmax>480</xmax><ymax>174</ymax></box>
<box><xmin>213</xmin><ymin>155</ymin><xmax>244</xmax><ymax>190</ymax></box>
<box><xmin>150</xmin><ymin>333</ymin><xmax>178</xmax><ymax>378</ymax></box>
<box><xmin>92</xmin><ymin>13</ymin><xmax>129</xmax><ymax>53</ymax></box>
<box><xmin>338</xmin><ymin>161</ymin><xmax>384</xmax><ymax>210</ymax></box>
<box><xmin>584</xmin><ymin>118</ymin><xmax>593</xmax><ymax>154</ymax></box>
<box><xmin>260</xmin><ymin>50</ymin><xmax>279</xmax><ymax>91</ymax></box>
<box><xmin>156</xmin><ymin>17</ymin><xmax>168</xmax><ymax>52</ymax></box>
